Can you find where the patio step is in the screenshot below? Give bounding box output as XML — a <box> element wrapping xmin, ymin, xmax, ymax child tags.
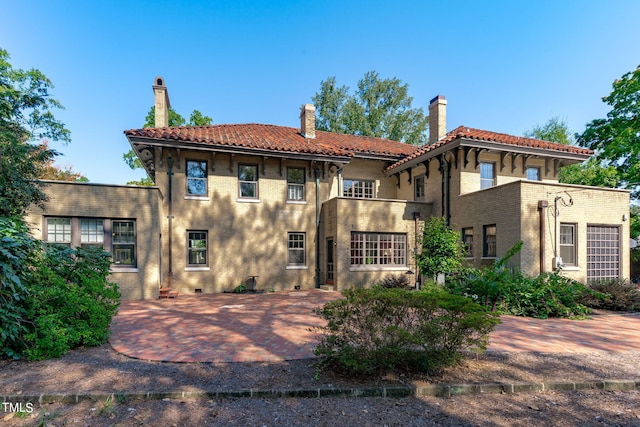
<box><xmin>319</xmin><ymin>284</ymin><xmax>335</xmax><ymax>291</ymax></box>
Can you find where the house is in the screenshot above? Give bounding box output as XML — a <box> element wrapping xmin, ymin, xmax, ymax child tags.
<box><xmin>26</xmin><ymin>78</ymin><xmax>631</xmax><ymax>299</ymax></box>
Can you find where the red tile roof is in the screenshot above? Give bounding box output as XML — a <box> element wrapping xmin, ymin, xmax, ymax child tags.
<box><xmin>124</xmin><ymin>124</ymin><xmax>417</xmax><ymax>159</ymax></box>
<box><xmin>386</xmin><ymin>125</ymin><xmax>594</xmax><ymax>171</ymax></box>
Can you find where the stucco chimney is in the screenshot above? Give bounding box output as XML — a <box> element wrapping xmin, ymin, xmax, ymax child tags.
<box><xmin>300</xmin><ymin>104</ymin><xmax>316</xmax><ymax>139</ymax></box>
<box><xmin>152</xmin><ymin>76</ymin><xmax>171</xmax><ymax>128</ymax></box>
<box><xmin>428</xmin><ymin>95</ymin><xmax>447</xmax><ymax>143</ymax></box>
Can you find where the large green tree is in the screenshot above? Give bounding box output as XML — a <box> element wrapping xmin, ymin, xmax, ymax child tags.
<box><xmin>0</xmin><ymin>48</ymin><xmax>71</xmax><ymax>217</ymax></box>
<box><xmin>577</xmin><ymin>65</ymin><xmax>640</xmax><ymax>199</ymax></box>
<box><xmin>123</xmin><ymin>106</ymin><xmax>212</xmax><ymax>186</ymax></box>
<box><xmin>312</xmin><ymin>71</ymin><xmax>429</xmax><ymax>145</ymax></box>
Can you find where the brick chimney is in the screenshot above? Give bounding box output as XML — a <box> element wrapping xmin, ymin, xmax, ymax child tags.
<box><xmin>300</xmin><ymin>104</ymin><xmax>316</xmax><ymax>139</ymax></box>
<box><xmin>152</xmin><ymin>76</ymin><xmax>171</xmax><ymax>128</ymax></box>
<box><xmin>428</xmin><ymin>95</ymin><xmax>447</xmax><ymax>143</ymax></box>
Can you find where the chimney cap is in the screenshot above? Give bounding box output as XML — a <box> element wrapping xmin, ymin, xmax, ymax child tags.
<box><xmin>429</xmin><ymin>95</ymin><xmax>446</xmax><ymax>105</ymax></box>
<box><xmin>153</xmin><ymin>76</ymin><xmax>166</xmax><ymax>88</ymax></box>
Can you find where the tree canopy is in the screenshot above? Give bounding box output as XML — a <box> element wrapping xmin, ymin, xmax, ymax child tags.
<box><xmin>577</xmin><ymin>65</ymin><xmax>640</xmax><ymax>199</ymax></box>
<box><xmin>311</xmin><ymin>71</ymin><xmax>429</xmax><ymax>145</ymax></box>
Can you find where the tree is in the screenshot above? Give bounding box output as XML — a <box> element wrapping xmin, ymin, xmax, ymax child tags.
<box><xmin>312</xmin><ymin>71</ymin><xmax>429</xmax><ymax>145</ymax></box>
<box><xmin>577</xmin><ymin>65</ymin><xmax>640</xmax><ymax>199</ymax></box>
<box><xmin>124</xmin><ymin>107</ymin><xmax>212</xmax><ymax>185</ymax></box>
<box><xmin>0</xmin><ymin>48</ymin><xmax>71</xmax><ymax>217</ymax></box>
<box><xmin>416</xmin><ymin>216</ymin><xmax>465</xmax><ymax>281</ymax></box>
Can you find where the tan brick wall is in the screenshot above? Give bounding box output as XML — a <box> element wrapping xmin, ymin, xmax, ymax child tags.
<box><xmin>26</xmin><ymin>181</ymin><xmax>161</xmax><ymax>300</ymax></box>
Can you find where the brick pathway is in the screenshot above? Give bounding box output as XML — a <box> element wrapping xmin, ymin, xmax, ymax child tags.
<box><xmin>109</xmin><ymin>290</ymin><xmax>640</xmax><ymax>363</ymax></box>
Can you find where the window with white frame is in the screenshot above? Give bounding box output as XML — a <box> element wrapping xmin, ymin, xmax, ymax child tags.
<box><xmin>414</xmin><ymin>175</ymin><xmax>425</xmax><ymax>200</ymax></box>
<box><xmin>81</xmin><ymin>219</ymin><xmax>104</xmax><ymax>249</ymax></box>
<box><xmin>483</xmin><ymin>224</ymin><xmax>496</xmax><ymax>257</ymax></box>
<box><xmin>239</xmin><ymin>164</ymin><xmax>258</xmax><ymax>199</ymax></box>
<box><xmin>46</xmin><ymin>217</ymin><xmax>72</xmax><ymax>246</ymax></box>
<box><xmin>343</xmin><ymin>179</ymin><xmax>374</xmax><ymax>198</ymax></box>
<box><xmin>350</xmin><ymin>232</ymin><xmax>406</xmax><ymax>266</ymax></box>
<box><xmin>480</xmin><ymin>162</ymin><xmax>495</xmax><ymax>189</ymax></box>
<box><xmin>186</xmin><ymin>160</ymin><xmax>207</xmax><ymax>196</ymax></box>
<box><xmin>187</xmin><ymin>231</ymin><xmax>208</xmax><ymax>266</ymax></box>
<box><xmin>287</xmin><ymin>232</ymin><xmax>306</xmax><ymax>266</ymax></box>
<box><xmin>112</xmin><ymin>220</ymin><xmax>136</xmax><ymax>266</ymax></box>
<box><xmin>559</xmin><ymin>223</ymin><xmax>576</xmax><ymax>266</ymax></box>
<box><xmin>287</xmin><ymin>167</ymin><xmax>305</xmax><ymax>201</ymax></box>
<box><xmin>462</xmin><ymin>227</ymin><xmax>474</xmax><ymax>257</ymax></box>
<box><xmin>526</xmin><ymin>167</ymin><xmax>541</xmax><ymax>181</ymax></box>
<box><xmin>587</xmin><ymin>225</ymin><xmax>620</xmax><ymax>281</ymax></box>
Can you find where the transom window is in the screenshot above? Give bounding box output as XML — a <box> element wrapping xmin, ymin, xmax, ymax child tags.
<box><xmin>287</xmin><ymin>232</ymin><xmax>306</xmax><ymax>266</ymax></box>
<box><xmin>113</xmin><ymin>221</ymin><xmax>136</xmax><ymax>266</ymax></box>
<box><xmin>526</xmin><ymin>167</ymin><xmax>541</xmax><ymax>181</ymax></box>
<box><xmin>187</xmin><ymin>231</ymin><xmax>208</xmax><ymax>266</ymax></box>
<box><xmin>462</xmin><ymin>227</ymin><xmax>474</xmax><ymax>257</ymax></box>
<box><xmin>483</xmin><ymin>224</ymin><xmax>496</xmax><ymax>257</ymax></box>
<box><xmin>81</xmin><ymin>219</ymin><xmax>104</xmax><ymax>249</ymax></box>
<box><xmin>350</xmin><ymin>232</ymin><xmax>406</xmax><ymax>266</ymax></box>
<box><xmin>587</xmin><ymin>225</ymin><xmax>620</xmax><ymax>281</ymax></box>
<box><xmin>480</xmin><ymin>162</ymin><xmax>496</xmax><ymax>189</ymax></box>
<box><xmin>287</xmin><ymin>167</ymin><xmax>305</xmax><ymax>201</ymax></box>
<box><xmin>186</xmin><ymin>160</ymin><xmax>207</xmax><ymax>196</ymax></box>
<box><xmin>46</xmin><ymin>217</ymin><xmax>71</xmax><ymax>246</ymax></box>
<box><xmin>239</xmin><ymin>164</ymin><xmax>258</xmax><ymax>199</ymax></box>
<box><xmin>343</xmin><ymin>179</ymin><xmax>374</xmax><ymax>198</ymax></box>
<box><xmin>559</xmin><ymin>223</ymin><xmax>576</xmax><ymax>266</ymax></box>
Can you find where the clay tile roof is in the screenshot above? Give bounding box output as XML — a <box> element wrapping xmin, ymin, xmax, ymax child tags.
<box><xmin>386</xmin><ymin>125</ymin><xmax>594</xmax><ymax>172</ymax></box>
<box><xmin>124</xmin><ymin>124</ymin><xmax>417</xmax><ymax>159</ymax></box>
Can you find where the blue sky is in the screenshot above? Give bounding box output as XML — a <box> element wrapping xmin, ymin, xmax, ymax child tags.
<box><xmin>2</xmin><ymin>0</ymin><xmax>639</xmax><ymax>185</ymax></box>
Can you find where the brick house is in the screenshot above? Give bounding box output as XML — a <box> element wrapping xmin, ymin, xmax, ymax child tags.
<box><xmin>26</xmin><ymin>78</ymin><xmax>631</xmax><ymax>299</ymax></box>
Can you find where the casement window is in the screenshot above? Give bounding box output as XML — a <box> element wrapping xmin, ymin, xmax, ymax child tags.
<box><xmin>483</xmin><ymin>224</ymin><xmax>497</xmax><ymax>258</ymax></box>
<box><xmin>526</xmin><ymin>167</ymin><xmax>541</xmax><ymax>181</ymax></box>
<box><xmin>587</xmin><ymin>225</ymin><xmax>620</xmax><ymax>281</ymax></box>
<box><xmin>559</xmin><ymin>223</ymin><xmax>577</xmax><ymax>266</ymax></box>
<box><xmin>46</xmin><ymin>217</ymin><xmax>72</xmax><ymax>246</ymax></box>
<box><xmin>480</xmin><ymin>162</ymin><xmax>496</xmax><ymax>189</ymax></box>
<box><xmin>287</xmin><ymin>232</ymin><xmax>306</xmax><ymax>266</ymax></box>
<box><xmin>414</xmin><ymin>175</ymin><xmax>425</xmax><ymax>200</ymax></box>
<box><xmin>350</xmin><ymin>232</ymin><xmax>407</xmax><ymax>266</ymax></box>
<box><xmin>462</xmin><ymin>227</ymin><xmax>474</xmax><ymax>257</ymax></box>
<box><xmin>112</xmin><ymin>220</ymin><xmax>136</xmax><ymax>266</ymax></box>
<box><xmin>186</xmin><ymin>160</ymin><xmax>207</xmax><ymax>196</ymax></box>
<box><xmin>287</xmin><ymin>167</ymin><xmax>305</xmax><ymax>201</ymax></box>
<box><xmin>80</xmin><ymin>219</ymin><xmax>104</xmax><ymax>249</ymax></box>
<box><xmin>239</xmin><ymin>164</ymin><xmax>258</xmax><ymax>199</ymax></box>
<box><xmin>187</xmin><ymin>231</ymin><xmax>208</xmax><ymax>266</ymax></box>
<box><xmin>343</xmin><ymin>179</ymin><xmax>374</xmax><ymax>199</ymax></box>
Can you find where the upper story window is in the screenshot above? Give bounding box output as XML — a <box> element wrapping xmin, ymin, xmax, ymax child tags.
<box><xmin>526</xmin><ymin>167</ymin><xmax>541</xmax><ymax>181</ymax></box>
<box><xmin>414</xmin><ymin>175</ymin><xmax>425</xmax><ymax>201</ymax></box>
<box><xmin>462</xmin><ymin>227</ymin><xmax>474</xmax><ymax>257</ymax></box>
<box><xmin>81</xmin><ymin>219</ymin><xmax>104</xmax><ymax>249</ymax></box>
<box><xmin>186</xmin><ymin>160</ymin><xmax>207</xmax><ymax>196</ymax></box>
<box><xmin>47</xmin><ymin>217</ymin><xmax>71</xmax><ymax>246</ymax></box>
<box><xmin>239</xmin><ymin>164</ymin><xmax>258</xmax><ymax>199</ymax></box>
<box><xmin>480</xmin><ymin>163</ymin><xmax>495</xmax><ymax>189</ymax></box>
<box><xmin>287</xmin><ymin>167</ymin><xmax>305</xmax><ymax>201</ymax></box>
<box><xmin>187</xmin><ymin>231</ymin><xmax>208</xmax><ymax>266</ymax></box>
<box><xmin>113</xmin><ymin>220</ymin><xmax>136</xmax><ymax>266</ymax></box>
<box><xmin>343</xmin><ymin>179</ymin><xmax>374</xmax><ymax>199</ymax></box>
<box><xmin>483</xmin><ymin>224</ymin><xmax>497</xmax><ymax>258</ymax></box>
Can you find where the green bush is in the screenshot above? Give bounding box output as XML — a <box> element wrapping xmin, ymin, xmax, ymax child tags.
<box><xmin>314</xmin><ymin>287</ymin><xmax>500</xmax><ymax>376</ymax></box>
<box><xmin>416</xmin><ymin>217</ymin><xmax>465</xmax><ymax>279</ymax></box>
<box><xmin>585</xmin><ymin>279</ymin><xmax>640</xmax><ymax>312</ymax></box>
<box><xmin>374</xmin><ymin>273</ymin><xmax>411</xmax><ymax>289</ymax></box>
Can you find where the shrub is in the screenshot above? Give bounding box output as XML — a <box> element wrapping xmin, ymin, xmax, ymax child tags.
<box><xmin>314</xmin><ymin>287</ymin><xmax>500</xmax><ymax>376</ymax></box>
<box><xmin>375</xmin><ymin>273</ymin><xmax>411</xmax><ymax>289</ymax></box>
<box><xmin>585</xmin><ymin>279</ymin><xmax>640</xmax><ymax>312</ymax></box>
<box><xmin>416</xmin><ymin>217</ymin><xmax>465</xmax><ymax>279</ymax></box>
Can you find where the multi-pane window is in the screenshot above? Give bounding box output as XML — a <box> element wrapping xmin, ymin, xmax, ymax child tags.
<box><xmin>559</xmin><ymin>223</ymin><xmax>576</xmax><ymax>266</ymax></box>
<box><xmin>186</xmin><ymin>160</ymin><xmax>207</xmax><ymax>196</ymax></box>
<box><xmin>287</xmin><ymin>232</ymin><xmax>306</xmax><ymax>266</ymax></box>
<box><xmin>483</xmin><ymin>224</ymin><xmax>497</xmax><ymax>257</ymax></box>
<box><xmin>526</xmin><ymin>167</ymin><xmax>540</xmax><ymax>181</ymax></box>
<box><xmin>462</xmin><ymin>227</ymin><xmax>474</xmax><ymax>257</ymax></box>
<box><xmin>350</xmin><ymin>232</ymin><xmax>406</xmax><ymax>266</ymax></box>
<box><xmin>343</xmin><ymin>179</ymin><xmax>374</xmax><ymax>198</ymax></box>
<box><xmin>239</xmin><ymin>164</ymin><xmax>258</xmax><ymax>198</ymax></box>
<box><xmin>46</xmin><ymin>218</ymin><xmax>71</xmax><ymax>246</ymax></box>
<box><xmin>480</xmin><ymin>162</ymin><xmax>495</xmax><ymax>189</ymax></box>
<box><xmin>414</xmin><ymin>175</ymin><xmax>425</xmax><ymax>200</ymax></box>
<box><xmin>187</xmin><ymin>231</ymin><xmax>208</xmax><ymax>266</ymax></box>
<box><xmin>287</xmin><ymin>167</ymin><xmax>305</xmax><ymax>201</ymax></box>
<box><xmin>587</xmin><ymin>225</ymin><xmax>620</xmax><ymax>281</ymax></box>
<box><xmin>81</xmin><ymin>219</ymin><xmax>104</xmax><ymax>249</ymax></box>
<box><xmin>113</xmin><ymin>220</ymin><xmax>136</xmax><ymax>266</ymax></box>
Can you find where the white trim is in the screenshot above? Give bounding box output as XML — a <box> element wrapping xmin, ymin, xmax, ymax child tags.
<box><xmin>184</xmin><ymin>195</ymin><xmax>210</xmax><ymax>201</ymax></box>
<box><xmin>286</xmin><ymin>200</ymin><xmax>307</xmax><ymax>205</ymax></box>
<box><xmin>349</xmin><ymin>266</ymin><xmax>408</xmax><ymax>272</ymax></box>
<box><xmin>111</xmin><ymin>267</ymin><xmax>139</xmax><ymax>273</ymax></box>
<box><xmin>185</xmin><ymin>266</ymin><xmax>211</xmax><ymax>271</ymax></box>
<box><xmin>236</xmin><ymin>198</ymin><xmax>261</xmax><ymax>203</ymax></box>
<box><xmin>286</xmin><ymin>265</ymin><xmax>308</xmax><ymax>270</ymax></box>
<box><xmin>561</xmin><ymin>266</ymin><xmax>580</xmax><ymax>272</ymax></box>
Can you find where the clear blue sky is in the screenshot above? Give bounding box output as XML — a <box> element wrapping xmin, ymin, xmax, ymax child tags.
<box><xmin>2</xmin><ymin>0</ymin><xmax>639</xmax><ymax>185</ymax></box>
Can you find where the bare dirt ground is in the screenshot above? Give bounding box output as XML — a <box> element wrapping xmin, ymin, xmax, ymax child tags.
<box><xmin>1</xmin><ymin>344</ymin><xmax>639</xmax><ymax>426</ymax></box>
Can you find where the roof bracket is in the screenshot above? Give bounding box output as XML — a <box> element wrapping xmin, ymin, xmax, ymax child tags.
<box><xmin>229</xmin><ymin>154</ymin><xmax>235</xmax><ymax>173</ymax></box>
<box><xmin>279</xmin><ymin>158</ymin><xmax>284</xmax><ymax>177</ymax></box>
<box><xmin>262</xmin><ymin>156</ymin><xmax>268</xmax><ymax>176</ymax></box>
<box><xmin>545</xmin><ymin>158</ymin><xmax>551</xmax><ymax>176</ymax></box>
<box><xmin>394</xmin><ymin>173</ymin><xmax>400</xmax><ymax>188</ymax></box>
<box><xmin>500</xmin><ymin>152</ymin><xmax>508</xmax><ymax>172</ymax></box>
<box><xmin>407</xmin><ymin>169</ymin><xmax>412</xmax><ymax>185</ymax></box>
<box><xmin>156</xmin><ymin>147</ymin><xmax>163</xmax><ymax>168</ymax></box>
<box><xmin>422</xmin><ymin>161</ymin><xmax>430</xmax><ymax>179</ymax></box>
<box><xmin>175</xmin><ymin>149</ymin><xmax>181</xmax><ymax>169</ymax></box>
<box><xmin>511</xmin><ymin>153</ymin><xmax>523</xmax><ymax>173</ymax></box>
<box><xmin>210</xmin><ymin>152</ymin><xmax>216</xmax><ymax>172</ymax></box>
<box><xmin>464</xmin><ymin>147</ymin><xmax>473</xmax><ymax>169</ymax></box>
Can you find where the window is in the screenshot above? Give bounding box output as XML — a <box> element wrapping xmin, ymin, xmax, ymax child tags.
<box><xmin>350</xmin><ymin>232</ymin><xmax>406</xmax><ymax>266</ymax></box>
<box><xmin>113</xmin><ymin>220</ymin><xmax>136</xmax><ymax>266</ymax></box>
<box><xmin>587</xmin><ymin>225</ymin><xmax>620</xmax><ymax>281</ymax></box>
<box><xmin>343</xmin><ymin>179</ymin><xmax>374</xmax><ymax>198</ymax></box>
<box><xmin>480</xmin><ymin>162</ymin><xmax>495</xmax><ymax>189</ymax></box>
<box><xmin>483</xmin><ymin>224</ymin><xmax>496</xmax><ymax>257</ymax></box>
<box><xmin>462</xmin><ymin>227</ymin><xmax>474</xmax><ymax>257</ymax></box>
<box><xmin>526</xmin><ymin>167</ymin><xmax>540</xmax><ymax>181</ymax></box>
<box><xmin>187</xmin><ymin>231</ymin><xmax>207</xmax><ymax>266</ymax></box>
<box><xmin>559</xmin><ymin>223</ymin><xmax>576</xmax><ymax>266</ymax></box>
<box><xmin>287</xmin><ymin>167</ymin><xmax>305</xmax><ymax>201</ymax></box>
<box><xmin>287</xmin><ymin>232</ymin><xmax>306</xmax><ymax>266</ymax></box>
<box><xmin>81</xmin><ymin>219</ymin><xmax>104</xmax><ymax>249</ymax></box>
<box><xmin>186</xmin><ymin>160</ymin><xmax>207</xmax><ymax>196</ymax></box>
<box><xmin>239</xmin><ymin>164</ymin><xmax>258</xmax><ymax>198</ymax></box>
<box><xmin>415</xmin><ymin>175</ymin><xmax>425</xmax><ymax>200</ymax></box>
<box><xmin>46</xmin><ymin>217</ymin><xmax>71</xmax><ymax>246</ymax></box>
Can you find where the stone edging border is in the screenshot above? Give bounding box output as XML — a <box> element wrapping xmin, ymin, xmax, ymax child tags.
<box><xmin>2</xmin><ymin>379</ymin><xmax>639</xmax><ymax>404</ymax></box>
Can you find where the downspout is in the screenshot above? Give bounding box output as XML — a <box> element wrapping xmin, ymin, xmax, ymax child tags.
<box><xmin>441</xmin><ymin>154</ymin><xmax>451</xmax><ymax>226</ymax></box>
<box><xmin>538</xmin><ymin>200</ymin><xmax>548</xmax><ymax>274</ymax></box>
<box><xmin>166</xmin><ymin>154</ymin><xmax>174</xmax><ymax>288</ymax></box>
<box><xmin>315</xmin><ymin>167</ymin><xmax>321</xmax><ymax>288</ymax></box>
